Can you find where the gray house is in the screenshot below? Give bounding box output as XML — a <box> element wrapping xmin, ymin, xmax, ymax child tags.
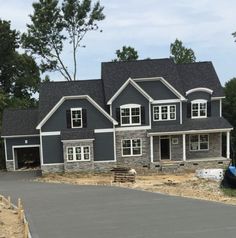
<box><xmin>1</xmin><ymin>58</ymin><xmax>233</xmax><ymax>172</ymax></box>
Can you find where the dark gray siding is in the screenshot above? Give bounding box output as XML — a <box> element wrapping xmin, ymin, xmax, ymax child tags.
<box><xmin>42</xmin><ymin>99</ymin><xmax>113</xmax><ymax>132</ymax></box>
<box><xmin>6</xmin><ymin>137</ymin><xmax>40</xmax><ymax>161</ymax></box>
<box><xmin>211</xmin><ymin>100</ymin><xmax>220</xmax><ymax>117</ymax></box>
<box><xmin>112</xmin><ymin>84</ymin><xmax>149</xmax><ymax>126</ymax></box>
<box><xmin>137</xmin><ymin>81</ymin><xmax>178</xmax><ymax>100</ymax></box>
<box><xmin>152</xmin><ymin>103</ymin><xmax>180</xmax><ymax>126</ymax></box>
<box><xmin>94</xmin><ymin>133</ymin><xmax>114</xmax><ymax>161</ymax></box>
<box><xmin>42</xmin><ymin>135</ymin><xmax>63</xmax><ymax>164</ymax></box>
<box><xmin>187</xmin><ymin>91</ymin><xmax>211</xmax><ymax>101</ymax></box>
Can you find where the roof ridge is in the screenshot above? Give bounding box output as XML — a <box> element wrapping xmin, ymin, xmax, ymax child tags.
<box><xmin>176</xmin><ymin>61</ymin><xmax>212</xmax><ymax>65</ymax></box>
<box><xmin>102</xmin><ymin>58</ymin><xmax>172</xmax><ymax>65</ymax></box>
<box><xmin>42</xmin><ymin>79</ymin><xmax>101</xmax><ymax>84</ymax></box>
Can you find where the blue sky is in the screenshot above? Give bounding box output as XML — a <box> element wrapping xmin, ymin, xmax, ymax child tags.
<box><xmin>0</xmin><ymin>0</ymin><xmax>236</xmax><ymax>85</ymax></box>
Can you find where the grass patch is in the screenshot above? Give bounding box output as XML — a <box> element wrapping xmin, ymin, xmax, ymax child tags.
<box><xmin>221</xmin><ymin>188</ymin><xmax>236</xmax><ymax>197</ymax></box>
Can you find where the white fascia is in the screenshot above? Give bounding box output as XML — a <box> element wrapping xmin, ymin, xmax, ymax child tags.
<box><xmin>107</xmin><ymin>78</ymin><xmax>154</xmax><ymax>105</ymax></box>
<box><xmin>186</xmin><ymin>87</ymin><xmax>213</xmax><ymax>96</ymax></box>
<box><xmin>36</xmin><ymin>95</ymin><xmax>118</xmax><ymax>129</ymax></box>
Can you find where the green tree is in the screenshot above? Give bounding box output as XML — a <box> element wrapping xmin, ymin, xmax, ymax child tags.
<box><xmin>22</xmin><ymin>0</ymin><xmax>105</xmax><ymax>81</ymax></box>
<box><xmin>170</xmin><ymin>39</ymin><xmax>196</xmax><ymax>64</ymax></box>
<box><xmin>113</xmin><ymin>46</ymin><xmax>139</xmax><ymax>62</ymax></box>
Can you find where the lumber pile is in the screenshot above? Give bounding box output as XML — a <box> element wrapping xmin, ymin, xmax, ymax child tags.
<box><xmin>111</xmin><ymin>167</ymin><xmax>136</xmax><ymax>183</ymax></box>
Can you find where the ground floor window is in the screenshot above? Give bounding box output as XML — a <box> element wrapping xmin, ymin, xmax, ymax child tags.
<box><xmin>189</xmin><ymin>134</ymin><xmax>209</xmax><ymax>151</ymax></box>
<box><xmin>122</xmin><ymin>139</ymin><xmax>142</xmax><ymax>156</ymax></box>
<box><xmin>66</xmin><ymin>146</ymin><xmax>90</xmax><ymax>161</ymax></box>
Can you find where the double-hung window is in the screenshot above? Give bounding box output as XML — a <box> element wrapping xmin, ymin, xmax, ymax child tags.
<box><xmin>71</xmin><ymin>108</ymin><xmax>82</xmax><ymax>128</ymax></box>
<box><xmin>191</xmin><ymin>100</ymin><xmax>207</xmax><ymax>118</ymax></box>
<box><xmin>122</xmin><ymin>139</ymin><xmax>142</xmax><ymax>156</ymax></box>
<box><xmin>66</xmin><ymin>146</ymin><xmax>90</xmax><ymax>161</ymax></box>
<box><xmin>120</xmin><ymin>104</ymin><xmax>141</xmax><ymax>126</ymax></box>
<box><xmin>189</xmin><ymin>134</ymin><xmax>209</xmax><ymax>151</ymax></box>
<box><xmin>153</xmin><ymin>105</ymin><xmax>176</xmax><ymax>121</ymax></box>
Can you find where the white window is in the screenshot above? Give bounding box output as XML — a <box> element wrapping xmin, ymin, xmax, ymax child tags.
<box><xmin>122</xmin><ymin>139</ymin><xmax>142</xmax><ymax>156</ymax></box>
<box><xmin>120</xmin><ymin>104</ymin><xmax>141</xmax><ymax>126</ymax></box>
<box><xmin>71</xmin><ymin>108</ymin><xmax>82</xmax><ymax>128</ymax></box>
<box><xmin>153</xmin><ymin>105</ymin><xmax>176</xmax><ymax>121</ymax></box>
<box><xmin>191</xmin><ymin>100</ymin><xmax>207</xmax><ymax>118</ymax></box>
<box><xmin>189</xmin><ymin>134</ymin><xmax>209</xmax><ymax>151</ymax></box>
<box><xmin>66</xmin><ymin>146</ymin><xmax>90</xmax><ymax>161</ymax></box>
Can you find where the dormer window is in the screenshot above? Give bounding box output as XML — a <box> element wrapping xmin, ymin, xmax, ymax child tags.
<box><xmin>71</xmin><ymin>108</ymin><xmax>82</xmax><ymax>128</ymax></box>
<box><xmin>191</xmin><ymin>100</ymin><xmax>207</xmax><ymax>119</ymax></box>
<box><xmin>120</xmin><ymin>104</ymin><xmax>141</xmax><ymax>126</ymax></box>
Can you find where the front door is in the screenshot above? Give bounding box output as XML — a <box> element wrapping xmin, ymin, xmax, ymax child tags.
<box><xmin>160</xmin><ymin>138</ymin><xmax>170</xmax><ymax>160</ymax></box>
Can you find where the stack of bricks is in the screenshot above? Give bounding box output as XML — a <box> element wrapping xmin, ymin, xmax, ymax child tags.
<box><xmin>111</xmin><ymin>167</ymin><xmax>136</xmax><ymax>183</ymax></box>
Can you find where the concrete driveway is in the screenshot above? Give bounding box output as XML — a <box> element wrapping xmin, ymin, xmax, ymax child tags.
<box><xmin>0</xmin><ymin>171</ymin><xmax>236</xmax><ymax>238</ymax></box>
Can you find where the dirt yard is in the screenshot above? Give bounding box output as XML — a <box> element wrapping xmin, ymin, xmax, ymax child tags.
<box><xmin>0</xmin><ymin>201</ymin><xmax>24</xmax><ymax>238</ymax></box>
<box><xmin>37</xmin><ymin>172</ymin><xmax>236</xmax><ymax>205</ymax></box>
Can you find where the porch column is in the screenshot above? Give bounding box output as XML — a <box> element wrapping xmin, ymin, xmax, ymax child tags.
<box><xmin>150</xmin><ymin>136</ymin><xmax>153</xmax><ymax>163</ymax></box>
<box><xmin>182</xmin><ymin>134</ymin><xmax>186</xmax><ymax>161</ymax></box>
<box><xmin>226</xmin><ymin>131</ymin><xmax>230</xmax><ymax>159</ymax></box>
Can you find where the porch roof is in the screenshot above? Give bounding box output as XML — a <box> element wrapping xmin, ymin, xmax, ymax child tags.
<box><xmin>148</xmin><ymin>117</ymin><xmax>233</xmax><ymax>135</ymax></box>
<box><xmin>61</xmin><ymin>129</ymin><xmax>94</xmax><ymax>141</ymax></box>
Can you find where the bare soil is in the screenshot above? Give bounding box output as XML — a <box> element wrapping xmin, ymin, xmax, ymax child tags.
<box><xmin>37</xmin><ymin>172</ymin><xmax>236</xmax><ymax>205</ymax></box>
<box><xmin>0</xmin><ymin>202</ymin><xmax>23</xmax><ymax>238</ymax></box>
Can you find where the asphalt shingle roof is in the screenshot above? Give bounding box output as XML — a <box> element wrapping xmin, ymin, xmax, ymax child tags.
<box><xmin>61</xmin><ymin>129</ymin><xmax>94</xmax><ymax>140</ymax></box>
<box><xmin>1</xmin><ymin>109</ymin><xmax>39</xmax><ymax>136</ymax></box>
<box><xmin>38</xmin><ymin>79</ymin><xmax>105</xmax><ymax>122</ymax></box>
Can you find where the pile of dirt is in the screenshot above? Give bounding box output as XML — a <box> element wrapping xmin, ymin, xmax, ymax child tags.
<box><xmin>37</xmin><ymin>172</ymin><xmax>236</xmax><ymax>205</ymax></box>
<box><xmin>0</xmin><ymin>202</ymin><xmax>24</xmax><ymax>238</ymax></box>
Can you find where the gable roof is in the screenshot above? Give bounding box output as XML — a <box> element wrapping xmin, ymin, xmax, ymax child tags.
<box><xmin>102</xmin><ymin>58</ymin><xmax>185</xmax><ymax>103</ymax></box>
<box><xmin>176</xmin><ymin>62</ymin><xmax>224</xmax><ymax>97</ymax></box>
<box><xmin>38</xmin><ymin>79</ymin><xmax>106</xmax><ymax>122</ymax></box>
<box><xmin>1</xmin><ymin>109</ymin><xmax>39</xmax><ymax>137</ymax></box>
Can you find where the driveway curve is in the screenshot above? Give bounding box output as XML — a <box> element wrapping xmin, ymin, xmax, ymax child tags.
<box><xmin>0</xmin><ymin>171</ymin><xmax>235</xmax><ymax>238</ymax></box>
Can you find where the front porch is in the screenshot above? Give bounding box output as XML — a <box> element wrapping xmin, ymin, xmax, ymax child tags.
<box><xmin>149</xmin><ymin>130</ymin><xmax>231</xmax><ymax>163</ymax></box>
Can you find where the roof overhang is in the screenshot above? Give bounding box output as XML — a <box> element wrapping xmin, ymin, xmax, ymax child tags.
<box><xmin>107</xmin><ymin>78</ymin><xmax>154</xmax><ymax>105</ymax></box>
<box><xmin>36</xmin><ymin>95</ymin><xmax>118</xmax><ymax>129</ymax></box>
<box><xmin>186</xmin><ymin>87</ymin><xmax>213</xmax><ymax>96</ymax></box>
<box><xmin>1</xmin><ymin>134</ymin><xmax>39</xmax><ymax>138</ymax></box>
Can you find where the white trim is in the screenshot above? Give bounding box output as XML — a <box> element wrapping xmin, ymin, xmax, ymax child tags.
<box><xmin>61</xmin><ymin>139</ymin><xmax>94</xmax><ymax>143</ymax></box>
<box><xmin>36</xmin><ymin>95</ymin><xmax>118</xmax><ymax>129</ymax></box>
<box><xmin>120</xmin><ymin>104</ymin><xmax>141</xmax><ymax>126</ymax></box>
<box><xmin>211</xmin><ymin>96</ymin><xmax>225</xmax><ymax>101</ymax></box>
<box><xmin>39</xmin><ymin>129</ymin><xmax>43</xmax><ymax>166</ymax></box>
<box><xmin>113</xmin><ymin>125</ymin><xmax>117</xmax><ymax>162</ymax></box>
<box><xmin>94</xmin><ymin>128</ymin><xmax>114</xmax><ymax>133</ymax></box>
<box><xmin>116</xmin><ymin>126</ymin><xmax>151</xmax><ymax>131</ymax></box>
<box><xmin>152</xmin><ymin>99</ymin><xmax>182</xmax><ymax>104</ymax></box>
<box><xmin>150</xmin><ymin>136</ymin><xmax>153</xmax><ymax>163</ymax></box>
<box><xmin>153</xmin><ymin>105</ymin><xmax>176</xmax><ymax>121</ymax></box>
<box><xmin>227</xmin><ymin>131</ymin><xmax>230</xmax><ymax>159</ymax></box>
<box><xmin>66</xmin><ymin>145</ymin><xmax>91</xmax><ymax>162</ymax></box>
<box><xmin>220</xmin><ymin>99</ymin><xmax>222</xmax><ymax>117</ymax></box>
<box><xmin>1</xmin><ymin>134</ymin><xmax>39</xmax><ymax>138</ymax></box>
<box><xmin>180</xmin><ymin>101</ymin><xmax>183</xmax><ymax>124</ymax></box>
<box><xmin>183</xmin><ymin>134</ymin><xmax>186</xmax><ymax>161</ymax></box>
<box><xmin>71</xmin><ymin>108</ymin><xmax>83</xmax><ymax>129</ymax></box>
<box><xmin>191</xmin><ymin>99</ymin><xmax>207</xmax><ymax>119</ymax></box>
<box><xmin>12</xmin><ymin>145</ymin><xmax>40</xmax><ymax>171</ymax></box>
<box><xmin>159</xmin><ymin>136</ymin><xmax>171</xmax><ymax>160</ymax></box>
<box><xmin>94</xmin><ymin>160</ymin><xmax>116</xmax><ymax>163</ymax></box>
<box><xmin>41</xmin><ymin>163</ymin><xmax>64</xmax><ymax>165</ymax></box>
<box><xmin>189</xmin><ymin>134</ymin><xmax>209</xmax><ymax>152</ymax></box>
<box><xmin>149</xmin><ymin>102</ymin><xmax>152</xmax><ymax>127</ymax></box>
<box><xmin>121</xmin><ymin>138</ymin><xmax>142</xmax><ymax>157</ymax></box>
<box><xmin>186</xmin><ymin>88</ymin><xmax>213</xmax><ymax>95</ymax></box>
<box><xmin>110</xmin><ymin>104</ymin><xmax>112</xmax><ymax>117</ymax></box>
<box><xmin>107</xmin><ymin>78</ymin><xmax>154</xmax><ymax>105</ymax></box>
<box><xmin>133</xmin><ymin>77</ymin><xmax>186</xmax><ymax>100</ymax></box>
<box><xmin>41</xmin><ymin>131</ymin><xmax>61</xmax><ymax>136</ymax></box>
<box><xmin>4</xmin><ymin>138</ymin><xmax>8</xmax><ymax>161</ymax></box>
<box><xmin>148</xmin><ymin>128</ymin><xmax>233</xmax><ymax>136</ymax></box>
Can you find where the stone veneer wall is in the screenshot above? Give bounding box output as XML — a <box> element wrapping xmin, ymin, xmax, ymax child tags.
<box><xmin>6</xmin><ymin>161</ymin><xmax>14</xmax><ymax>171</ymax></box>
<box><xmin>115</xmin><ymin>130</ymin><xmax>150</xmax><ymax>168</ymax></box>
<box><xmin>186</xmin><ymin>133</ymin><xmax>222</xmax><ymax>160</ymax></box>
<box><xmin>41</xmin><ymin>164</ymin><xmax>64</xmax><ymax>173</ymax></box>
<box><xmin>63</xmin><ymin>140</ymin><xmax>94</xmax><ymax>172</ymax></box>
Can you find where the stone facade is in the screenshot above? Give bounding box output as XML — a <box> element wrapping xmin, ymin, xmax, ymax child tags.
<box><xmin>41</xmin><ymin>164</ymin><xmax>64</xmax><ymax>173</ymax></box>
<box><xmin>115</xmin><ymin>130</ymin><xmax>150</xmax><ymax>169</ymax></box>
<box><xmin>6</xmin><ymin>161</ymin><xmax>14</xmax><ymax>171</ymax></box>
<box><xmin>62</xmin><ymin>140</ymin><xmax>94</xmax><ymax>172</ymax></box>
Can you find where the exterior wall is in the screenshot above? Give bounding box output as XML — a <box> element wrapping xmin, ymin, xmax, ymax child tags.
<box><xmin>211</xmin><ymin>100</ymin><xmax>221</xmax><ymax>117</ymax></box>
<box><xmin>41</xmin><ymin>164</ymin><xmax>64</xmax><ymax>173</ymax></box>
<box><xmin>151</xmin><ymin>102</ymin><xmax>180</xmax><ymax>126</ymax></box>
<box><xmin>42</xmin><ymin>135</ymin><xmax>63</xmax><ymax>164</ymax></box>
<box><xmin>170</xmin><ymin>135</ymin><xmax>183</xmax><ymax>161</ymax></box>
<box><xmin>94</xmin><ymin>132</ymin><xmax>115</xmax><ymax>161</ymax></box>
<box><xmin>137</xmin><ymin>81</ymin><xmax>178</xmax><ymax>100</ymax></box>
<box><xmin>153</xmin><ymin>136</ymin><xmax>159</xmax><ymax>162</ymax></box>
<box><xmin>115</xmin><ymin>130</ymin><xmax>150</xmax><ymax>168</ymax></box>
<box><xmin>186</xmin><ymin>91</ymin><xmax>211</xmax><ymax>101</ymax></box>
<box><xmin>63</xmin><ymin>140</ymin><xmax>94</xmax><ymax>172</ymax></box>
<box><xmin>6</xmin><ymin>161</ymin><xmax>14</xmax><ymax>171</ymax></box>
<box><xmin>112</xmin><ymin>84</ymin><xmax>149</xmax><ymax>126</ymax></box>
<box><xmin>42</xmin><ymin>98</ymin><xmax>113</xmax><ymax>132</ymax></box>
<box><xmin>186</xmin><ymin>133</ymin><xmax>222</xmax><ymax>160</ymax></box>
<box><xmin>5</xmin><ymin>136</ymin><xmax>40</xmax><ymax>161</ymax></box>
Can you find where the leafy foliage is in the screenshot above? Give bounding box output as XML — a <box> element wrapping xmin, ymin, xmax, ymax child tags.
<box><xmin>22</xmin><ymin>0</ymin><xmax>105</xmax><ymax>81</ymax></box>
<box><xmin>170</xmin><ymin>39</ymin><xmax>196</xmax><ymax>64</ymax></box>
<box><xmin>113</xmin><ymin>46</ymin><xmax>139</xmax><ymax>62</ymax></box>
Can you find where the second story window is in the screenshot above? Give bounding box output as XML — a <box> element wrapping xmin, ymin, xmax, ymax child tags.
<box><xmin>153</xmin><ymin>105</ymin><xmax>176</xmax><ymax>121</ymax></box>
<box><xmin>120</xmin><ymin>104</ymin><xmax>141</xmax><ymax>126</ymax></box>
<box><xmin>71</xmin><ymin>108</ymin><xmax>82</xmax><ymax>128</ymax></box>
<box><xmin>191</xmin><ymin>100</ymin><xmax>207</xmax><ymax>118</ymax></box>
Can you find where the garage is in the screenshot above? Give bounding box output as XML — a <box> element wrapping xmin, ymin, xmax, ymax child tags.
<box><xmin>13</xmin><ymin>146</ymin><xmax>40</xmax><ymax>170</ymax></box>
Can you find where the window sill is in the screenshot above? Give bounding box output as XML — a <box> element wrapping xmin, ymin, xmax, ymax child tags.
<box><xmin>121</xmin><ymin>154</ymin><xmax>142</xmax><ymax>157</ymax></box>
<box><xmin>189</xmin><ymin>149</ymin><xmax>209</xmax><ymax>152</ymax></box>
<box><xmin>67</xmin><ymin>160</ymin><xmax>91</xmax><ymax>162</ymax></box>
